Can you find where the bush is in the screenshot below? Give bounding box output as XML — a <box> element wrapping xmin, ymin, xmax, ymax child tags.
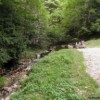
<box><xmin>0</xmin><ymin>0</ymin><xmax>26</xmax><ymax>67</ymax></box>
<box><xmin>0</xmin><ymin>31</ymin><xmax>26</xmax><ymax>67</ymax></box>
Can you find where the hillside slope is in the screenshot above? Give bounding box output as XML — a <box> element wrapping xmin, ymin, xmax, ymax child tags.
<box><xmin>10</xmin><ymin>49</ymin><xmax>99</xmax><ymax>100</ymax></box>
<box><xmin>86</xmin><ymin>39</ymin><xmax>100</xmax><ymax>47</ymax></box>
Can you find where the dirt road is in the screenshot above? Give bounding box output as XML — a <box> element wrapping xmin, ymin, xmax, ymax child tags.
<box><xmin>78</xmin><ymin>48</ymin><xmax>100</xmax><ymax>84</ymax></box>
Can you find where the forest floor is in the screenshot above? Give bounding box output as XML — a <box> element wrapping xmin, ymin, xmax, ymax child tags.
<box><xmin>78</xmin><ymin>48</ymin><xmax>100</xmax><ymax>84</ymax></box>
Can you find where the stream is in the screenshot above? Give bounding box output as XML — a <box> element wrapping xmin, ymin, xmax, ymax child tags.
<box><xmin>0</xmin><ymin>59</ymin><xmax>37</xmax><ymax>100</ymax></box>
<box><xmin>0</xmin><ymin>49</ymin><xmax>52</xmax><ymax>100</ymax></box>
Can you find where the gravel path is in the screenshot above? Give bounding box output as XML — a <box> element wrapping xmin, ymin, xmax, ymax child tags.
<box><xmin>78</xmin><ymin>48</ymin><xmax>100</xmax><ymax>84</ymax></box>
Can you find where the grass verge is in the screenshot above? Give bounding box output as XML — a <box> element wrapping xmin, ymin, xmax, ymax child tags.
<box><xmin>86</xmin><ymin>39</ymin><xmax>100</xmax><ymax>47</ymax></box>
<box><xmin>10</xmin><ymin>49</ymin><xmax>99</xmax><ymax>100</ymax></box>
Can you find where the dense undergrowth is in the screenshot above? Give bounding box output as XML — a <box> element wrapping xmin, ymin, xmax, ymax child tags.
<box><xmin>10</xmin><ymin>49</ymin><xmax>99</xmax><ymax>100</ymax></box>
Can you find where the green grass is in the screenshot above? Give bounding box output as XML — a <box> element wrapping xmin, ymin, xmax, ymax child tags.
<box><xmin>10</xmin><ymin>49</ymin><xmax>99</xmax><ymax>100</ymax></box>
<box><xmin>86</xmin><ymin>39</ymin><xmax>100</xmax><ymax>47</ymax></box>
<box><xmin>0</xmin><ymin>77</ymin><xmax>5</xmax><ymax>100</ymax></box>
<box><xmin>0</xmin><ymin>76</ymin><xmax>5</xmax><ymax>88</ymax></box>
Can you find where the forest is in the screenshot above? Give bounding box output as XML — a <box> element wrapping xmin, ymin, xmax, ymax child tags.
<box><xmin>0</xmin><ymin>0</ymin><xmax>100</xmax><ymax>99</ymax></box>
<box><xmin>0</xmin><ymin>0</ymin><xmax>100</xmax><ymax>68</ymax></box>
